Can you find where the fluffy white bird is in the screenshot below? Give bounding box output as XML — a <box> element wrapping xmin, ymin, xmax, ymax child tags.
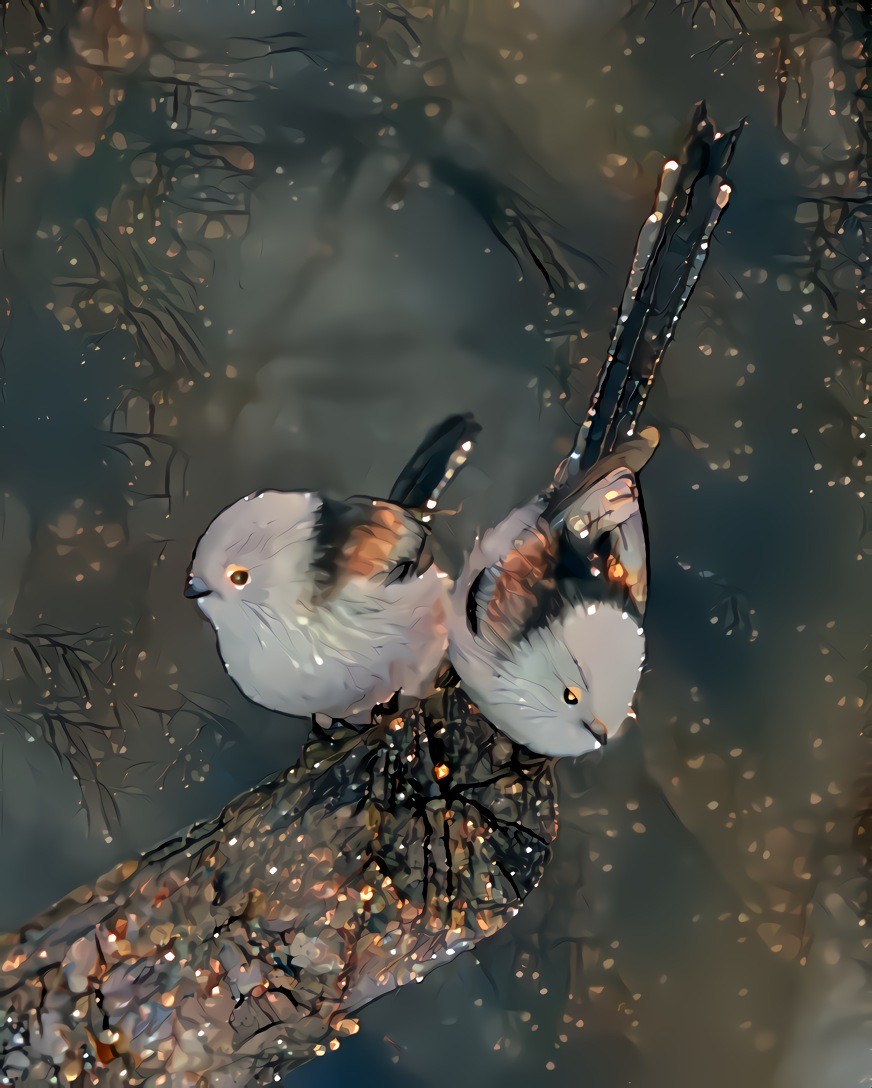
<box><xmin>186</xmin><ymin>414</ymin><xmax>479</xmax><ymax>722</ymax></box>
<box><xmin>448</xmin><ymin>104</ymin><xmax>740</xmax><ymax>757</ymax></box>
<box><xmin>448</xmin><ymin>436</ymin><xmax>656</xmax><ymax>757</ymax></box>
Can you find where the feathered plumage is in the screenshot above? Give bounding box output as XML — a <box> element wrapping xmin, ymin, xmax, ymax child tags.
<box><xmin>186</xmin><ymin>415</ymin><xmax>479</xmax><ymax>721</ymax></box>
<box><xmin>448</xmin><ymin>105</ymin><xmax>741</xmax><ymax>757</ymax></box>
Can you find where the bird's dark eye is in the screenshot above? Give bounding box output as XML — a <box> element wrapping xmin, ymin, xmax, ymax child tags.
<box><xmin>563</xmin><ymin>686</ymin><xmax>582</xmax><ymax>705</ymax></box>
<box><xmin>227</xmin><ymin>566</ymin><xmax>249</xmax><ymax>587</ymax></box>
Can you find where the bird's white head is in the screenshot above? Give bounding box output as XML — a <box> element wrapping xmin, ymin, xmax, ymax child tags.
<box><xmin>185</xmin><ymin>490</ymin><xmax>334</xmax><ymax>713</ymax></box>
<box><xmin>464</xmin><ymin>601</ymin><xmax>645</xmax><ymax>758</ymax></box>
<box><xmin>186</xmin><ymin>490</ymin><xmax>320</xmax><ymax>619</ymax></box>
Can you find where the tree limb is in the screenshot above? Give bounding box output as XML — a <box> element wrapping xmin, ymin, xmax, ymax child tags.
<box><xmin>1</xmin><ymin>687</ymin><xmax>557</xmax><ymax>1086</ymax></box>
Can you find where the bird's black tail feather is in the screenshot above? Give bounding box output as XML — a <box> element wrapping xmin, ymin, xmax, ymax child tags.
<box><xmin>389</xmin><ymin>413</ymin><xmax>481</xmax><ymax>510</ymax></box>
<box><xmin>572</xmin><ymin>103</ymin><xmax>743</xmax><ymax>473</ymax></box>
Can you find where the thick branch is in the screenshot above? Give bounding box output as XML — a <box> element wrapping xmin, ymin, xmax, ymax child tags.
<box><xmin>1</xmin><ymin>687</ymin><xmax>557</xmax><ymax>1086</ymax></box>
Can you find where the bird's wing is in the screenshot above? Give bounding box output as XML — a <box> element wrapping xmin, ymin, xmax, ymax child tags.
<box><xmin>555</xmin><ymin>465</ymin><xmax>649</xmax><ymax>618</ymax></box>
<box><xmin>311</xmin><ymin>414</ymin><xmax>480</xmax><ymax>601</ymax></box>
<box><xmin>468</xmin><ymin>515</ymin><xmax>559</xmax><ymax>652</ymax></box>
<box><xmin>312</xmin><ymin>497</ymin><xmax>430</xmax><ymax>600</ymax></box>
<box><xmin>546</xmin><ymin>427</ymin><xmax>659</xmax><ymax>521</ymax></box>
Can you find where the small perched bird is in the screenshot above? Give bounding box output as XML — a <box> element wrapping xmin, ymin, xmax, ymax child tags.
<box><xmin>448</xmin><ymin>436</ymin><xmax>655</xmax><ymax>757</ymax></box>
<box><xmin>186</xmin><ymin>414</ymin><xmax>479</xmax><ymax>722</ymax></box>
<box><xmin>449</xmin><ymin>104</ymin><xmax>741</xmax><ymax>757</ymax></box>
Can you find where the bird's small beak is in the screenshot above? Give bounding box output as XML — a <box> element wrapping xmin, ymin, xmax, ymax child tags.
<box><xmin>185</xmin><ymin>575</ymin><xmax>212</xmax><ymax>600</ymax></box>
<box><xmin>585</xmin><ymin>717</ymin><xmax>608</xmax><ymax>747</ymax></box>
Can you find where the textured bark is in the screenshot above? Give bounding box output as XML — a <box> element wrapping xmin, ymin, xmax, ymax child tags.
<box><xmin>0</xmin><ymin>686</ymin><xmax>557</xmax><ymax>1086</ymax></box>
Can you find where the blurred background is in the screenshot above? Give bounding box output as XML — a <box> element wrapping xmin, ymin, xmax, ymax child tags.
<box><xmin>0</xmin><ymin>2</ymin><xmax>869</xmax><ymax>1086</ymax></box>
